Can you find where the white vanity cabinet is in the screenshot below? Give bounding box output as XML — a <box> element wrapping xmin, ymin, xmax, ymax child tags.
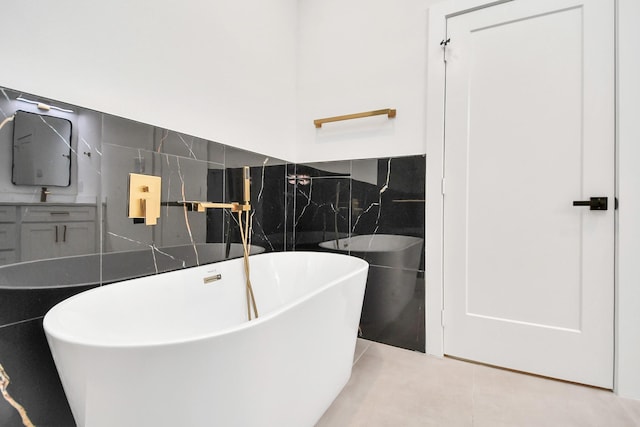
<box><xmin>19</xmin><ymin>205</ymin><xmax>97</xmax><ymax>262</ymax></box>
<box><xmin>0</xmin><ymin>206</ymin><xmax>17</xmax><ymax>266</ymax></box>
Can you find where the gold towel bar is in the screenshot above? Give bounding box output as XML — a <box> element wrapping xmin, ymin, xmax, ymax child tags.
<box><xmin>314</xmin><ymin>108</ymin><xmax>396</xmax><ymax>128</ymax></box>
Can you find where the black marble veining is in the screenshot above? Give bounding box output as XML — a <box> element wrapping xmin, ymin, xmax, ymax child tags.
<box><xmin>0</xmin><ymin>319</ymin><xmax>75</xmax><ymax>427</ymax></box>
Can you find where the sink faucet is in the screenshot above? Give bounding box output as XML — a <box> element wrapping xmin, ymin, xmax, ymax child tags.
<box><xmin>40</xmin><ymin>187</ymin><xmax>51</xmax><ymax>202</ymax></box>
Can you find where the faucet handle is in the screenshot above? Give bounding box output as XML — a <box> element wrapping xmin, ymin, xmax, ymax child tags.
<box><xmin>242</xmin><ymin>166</ymin><xmax>251</xmax><ymax>206</ymax></box>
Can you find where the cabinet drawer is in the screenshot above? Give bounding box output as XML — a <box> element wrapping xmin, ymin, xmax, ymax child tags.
<box><xmin>21</xmin><ymin>205</ymin><xmax>96</xmax><ymax>222</ymax></box>
<box><xmin>0</xmin><ymin>206</ymin><xmax>17</xmax><ymax>223</ymax></box>
<box><xmin>0</xmin><ymin>224</ymin><xmax>17</xmax><ymax>250</ymax></box>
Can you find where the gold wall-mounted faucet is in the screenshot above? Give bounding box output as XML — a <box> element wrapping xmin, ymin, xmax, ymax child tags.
<box><xmin>181</xmin><ymin>201</ymin><xmax>250</xmax><ymax>213</ymax></box>
<box><xmin>179</xmin><ymin>166</ymin><xmax>252</xmax><ymax>213</ymax></box>
<box><xmin>178</xmin><ymin>166</ymin><xmax>257</xmax><ymax>319</ymax></box>
<box><xmin>164</xmin><ymin>166</ymin><xmax>258</xmax><ymax>320</ymax></box>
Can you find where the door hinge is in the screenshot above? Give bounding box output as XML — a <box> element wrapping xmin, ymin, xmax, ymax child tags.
<box><xmin>441</xmin><ymin>310</ymin><xmax>446</xmax><ymax>328</ymax></box>
<box><xmin>440</xmin><ymin>38</ymin><xmax>450</xmax><ymax>63</ymax></box>
<box><xmin>441</xmin><ymin>178</ymin><xmax>446</xmax><ymax>195</ymax></box>
<box><xmin>440</xmin><ymin>38</ymin><xmax>451</xmax><ymax>64</ymax></box>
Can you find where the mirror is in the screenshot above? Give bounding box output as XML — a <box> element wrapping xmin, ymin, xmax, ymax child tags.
<box><xmin>12</xmin><ymin>110</ymin><xmax>72</xmax><ymax>187</ymax></box>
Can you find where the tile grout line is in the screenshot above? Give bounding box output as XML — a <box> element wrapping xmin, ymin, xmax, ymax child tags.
<box><xmin>0</xmin><ymin>316</ymin><xmax>44</xmax><ymax>330</ymax></box>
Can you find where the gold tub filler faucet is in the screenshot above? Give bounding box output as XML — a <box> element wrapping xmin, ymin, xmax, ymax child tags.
<box><xmin>127</xmin><ymin>166</ymin><xmax>258</xmax><ymax>320</ymax></box>
<box><xmin>177</xmin><ymin>166</ymin><xmax>252</xmax><ymax>214</ymax></box>
<box><xmin>180</xmin><ymin>166</ymin><xmax>258</xmax><ymax>320</ymax></box>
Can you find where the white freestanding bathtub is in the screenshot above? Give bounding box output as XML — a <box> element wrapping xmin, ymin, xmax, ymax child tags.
<box><xmin>43</xmin><ymin>251</ymin><xmax>368</xmax><ymax>427</ymax></box>
<box><xmin>319</xmin><ymin>234</ymin><xmax>424</xmax><ymax>327</ymax></box>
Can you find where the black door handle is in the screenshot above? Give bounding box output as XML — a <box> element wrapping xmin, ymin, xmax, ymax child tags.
<box><xmin>573</xmin><ymin>197</ymin><xmax>608</xmax><ymax>211</ymax></box>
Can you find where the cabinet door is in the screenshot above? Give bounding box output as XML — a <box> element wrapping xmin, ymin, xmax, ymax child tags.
<box><xmin>21</xmin><ymin>223</ymin><xmax>59</xmax><ymax>261</ymax></box>
<box><xmin>21</xmin><ymin>222</ymin><xmax>96</xmax><ymax>261</ymax></box>
<box><xmin>0</xmin><ymin>224</ymin><xmax>17</xmax><ymax>250</ymax></box>
<box><xmin>57</xmin><ymin>222</ymin><xmax>96</xmax><ymax>257</ymax></box>
<box><xmin>0</xmin><ymin>250</ymin><xmax>16</xmax><ymax>266</ymax></box>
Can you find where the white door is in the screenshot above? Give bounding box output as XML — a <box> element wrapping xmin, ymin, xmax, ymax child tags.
<box><xmin>443</xmin><ymin>0</ymin><xmax>614</xmax><ymax>388</ymax></box>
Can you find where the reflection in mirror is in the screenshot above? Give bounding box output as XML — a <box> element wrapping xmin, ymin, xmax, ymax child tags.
<box><xmin>0</xmin><ymin>85</ymin><xmax>294</xmax><ymax>426</ymax></box>
<box><xmin>12</xmin><ymin>111</ymin><xmax>72</xmax><ymax>187</ymax></box>
<box><xmin>0</xmin><ymin>86</ymin><xmax>289</xmax><ymax>275</ymax></box>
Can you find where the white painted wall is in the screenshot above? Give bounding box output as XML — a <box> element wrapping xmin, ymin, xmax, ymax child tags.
<box><xmin>295</xmin><ymin>0</ymin><xmax>439</xmax><ymax>163</ymax></box>
<box><xmin>616</xmin><ymin>0</ymin><xmax>640</xmax><ymax>401</ymax></box>
<box><xmin>0</xmin><ymin>1</ymin><xmax>297</xmax><ymax>162</ymax></box>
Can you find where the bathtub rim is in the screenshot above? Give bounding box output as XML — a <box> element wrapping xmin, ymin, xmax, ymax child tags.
<box><xmin>318</xmin><ymin>234</ymin><xmax>424</xmax><ymax>253</ymax></box>
<box><xmin>43</xmin><ymin>251</ymin><xmax>369</xmax><ymax>349</ymax></box>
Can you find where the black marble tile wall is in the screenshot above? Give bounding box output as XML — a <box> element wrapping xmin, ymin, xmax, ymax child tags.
<box><xmin>224</xmin><ymin>146</ymin><xmax>288</xmax><ymax>253</ymax></box>
<box><xmin>0</xmin><ymin>85</ymin><xmax>426</xmax><ymax>426</ymax></box>
<box><xmin>288</xmin><ymin>156</ymin><xmax>426</xmax><ymax>352</ymax></box>
<box><xmin>287</xmin><ymin>162</ymin><xmax>351</xmax><ymax>251</ymax></box>
<box><xmin>0</xmin><ymin>319</ymin><xmax>75</xmax><ymax>427</ymax></box>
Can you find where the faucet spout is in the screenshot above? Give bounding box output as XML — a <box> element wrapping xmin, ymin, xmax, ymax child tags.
<box><xmin>179</xmin><ymin>166</ymin><xmax>252</xmax><ymax>213</ymax></box>
<box><xmin>181</xmin><ymin>201</ymin><xmax>249</xmax><ymax>213</ymax></box>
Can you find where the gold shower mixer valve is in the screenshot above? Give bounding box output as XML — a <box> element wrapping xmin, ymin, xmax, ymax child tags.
<box><xmin>128</xmin><ymin>173</ymin><xmax>161</xmax><ymax>225</ymax></box>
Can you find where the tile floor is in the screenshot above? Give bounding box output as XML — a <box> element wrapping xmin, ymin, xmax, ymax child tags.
<box><xmin>317</xmin><ymin>340</ymin><xmax>640</xmax><ymax>426</ymax></box>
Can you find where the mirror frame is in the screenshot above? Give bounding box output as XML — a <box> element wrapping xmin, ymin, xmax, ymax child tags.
<box><xmin>11</xmin><ymin>110</ymin><xmax>72</xmax><ymax>187</ymax></box>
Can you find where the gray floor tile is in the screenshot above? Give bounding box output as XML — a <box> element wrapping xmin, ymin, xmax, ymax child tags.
<box><xmin>619</xmin><ymin>397</ymin><xmax>640</xmax><ymax>424</ymax></box>
<box><xmin>317</xmin><ymin>340</ymin><xmax>640</xmax><ymax>427</ymax></box>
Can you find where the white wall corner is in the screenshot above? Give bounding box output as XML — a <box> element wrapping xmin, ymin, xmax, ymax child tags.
<box><xmin>425</xmin><ymin>1</ymin><xmax>449</xmax><ymax>357</ymax></box>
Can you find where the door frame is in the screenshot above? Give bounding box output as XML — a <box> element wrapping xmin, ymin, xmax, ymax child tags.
<box><xmin>424</xmin><ymin>0</ymin><xmax>621</xmax><ymax>391</ymax></box>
